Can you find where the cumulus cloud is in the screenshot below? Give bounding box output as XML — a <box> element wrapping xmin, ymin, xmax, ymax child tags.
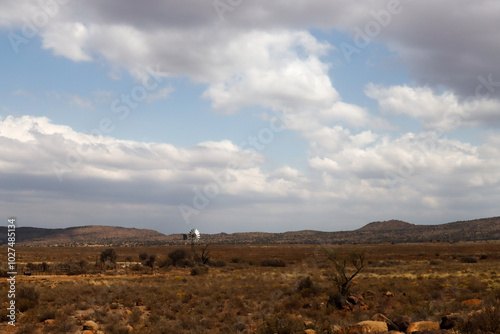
<box><xmin>2</xmin><ymin>115</ymin><xmax>500</xmax><ymax>232</ymax></box>
<box><xmin>365</xmin><ymin>84</ymin><xmax>500</xmax><ymax>130</ymax></box>
<box><xmin>0</xmin><ymin>116</ymin><xmax>311</xmax><ymax>230</ymax></box>
<box><xmin>3</xmin><ymin>1</ymin><xmax>499</xmax><ymax>101</ymax></box>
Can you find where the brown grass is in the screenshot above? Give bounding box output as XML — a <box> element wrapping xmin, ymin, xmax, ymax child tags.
<box><xmin>0</xmin><ymin>241</ymin><xmax>498</xmax><ymax>333</ymax></box>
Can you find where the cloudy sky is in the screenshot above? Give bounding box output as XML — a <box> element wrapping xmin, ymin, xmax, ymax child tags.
<box><xmin>1</xmin><ymin>0</ymin><xmax>499</xmax><ymax>234</ymax></box>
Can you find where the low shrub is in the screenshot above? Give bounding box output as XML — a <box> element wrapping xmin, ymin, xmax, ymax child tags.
<box><xmin>209</xmin><ymin>260</ymin><xmax>226</xmax><ymax>267</ymax></box>
<box><xmin>38</xmin><ymin>307</ymin><xmax>59</xmax><ymax>322</ymax></box>
<box><xmin>256</xmin><ymin>312</ymin><xmax>304</xmax><ymax>334</ymax></box>
<box><xmin>297</xmin><ymin>276</ymin><xmax>313</xmax><ymax>291</ymax></box>
<box><xmin>17</xmin><ymin>284</ymin><xmax>40</xmax><ymax>312</ymax></box>
<box><xmin>460</xmin><ymin>256</ymin><xmax>478</xmax><ymax>263</ymax></box>
<box><xmin>458</xmin><ymin>303</ymin><xmax>500</xmax><ymax>333</ymax></box>
<box><xmin>231</xmin><ymin>257</ymin><xmax>244</xmax><ymax>263</ymax></box>
<box><xmin>261</xmin><ymin>258</ymin><xmax>286</xmax><ymax>267</ymax></box>
<box><xmin>168</xmin><ymin>249</ymin><xmax>187</xmax><ymax>266</ymax></box>
<box><xmin>158</xmin><ymin>258</ymin><xmax>172</xmax><ymax>268</ymax></box>
<box><xmin>191</xmin><ymin>265</ymin><xmax>209</xmax><ymax>276</ymax></box>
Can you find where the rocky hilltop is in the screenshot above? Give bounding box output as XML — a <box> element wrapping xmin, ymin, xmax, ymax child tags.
<box><xmin>1</xmin><ymin>217</ymin><xmax>499</xmax><ymax>246</ymax></box>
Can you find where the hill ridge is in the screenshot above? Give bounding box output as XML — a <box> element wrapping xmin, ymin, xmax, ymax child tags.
<box><xmin>357</xmin><ymin>219</ymin><xmax>415</xmax><ymax>231</ymax></box>
<box><xmin>1</xmin><ymin>217</ymin><xmax>499</xmax><ymax>246</ymax></box>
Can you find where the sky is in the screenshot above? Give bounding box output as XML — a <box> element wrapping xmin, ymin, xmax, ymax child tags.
<box><xmin>1</xmin><ymin>0</ymin><xmax>500</xmax><ymax>234</ymax></box>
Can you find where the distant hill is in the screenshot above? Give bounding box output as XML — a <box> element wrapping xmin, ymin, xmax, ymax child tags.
<box><xmin>358</xmin><ymin>219</ymin><xmax>415</xmax><ymax>231</ymax></box>
<box><xmin>0</xmin><ymin>225</ymin><xmax>166</xmax><ymax>246</ymax></box>
<box><xmin>1</xmin><ymin>217</ymin><xmax>499</xmax><ymax>246</ymax></box>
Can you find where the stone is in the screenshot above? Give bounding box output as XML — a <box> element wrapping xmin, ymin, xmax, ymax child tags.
<box><xmin>406</xmin><ymin>321</ymin><xmax>440</xmax><ymax>333</ymax></box>
<box><xmin>327</xmin><ymin>294</ymin><xmax>350</xmax><ymax>310</ymax></box>
<box><xmin>83</xmin><ymin>320</ymin><xmax>100</xmax><ymax>331</ymax></box>
<box><xmin>440</xmin><ymin>313</ymin><xmax>465</xmax><ymax>329</ymax></box>
<box><xmin>372</xmin><ymin>313</ymin><xmax>398</xmax><ymax>331</ymax></box>
<box><xmin>332</xmin><ymin>325</ymin><xmax>342</xmax><ymax>332</ymax></box>
<box><xmin>409</xmin><ymin>331</ymin><xmax>451</xmax><ymax>334</ymax></box>
<box><xmin>304</xmin><ymin>320</ymin><xmax>314</xmax><ymax>327</ymax></box>
<box><xmin>303</xmin><ymin>330</ymin><xmax>317</xmax><ymax>334</ymax></box>
<box><xmin>347</xmin><ymin>320</ymin><xmax>388</xmax><ymax>333</ymax></box>
<box><xmin>460</xmin><ymin>299</ymin><xmax>482</xmax><ymax>307</ymax></box>
<box><xmin>347</xmin><ymin>293</ymin><xmax>364</xmax><ymax>305</ymax></box>
<box><xmin>393</xmin><ymin>315</ymin><xmax>412</xmax><ymax>332</ymax></box>
<box><xmin>43</xmin><ymin>319</ymin><xmax>56</xmax><ymax>325</ymax></box>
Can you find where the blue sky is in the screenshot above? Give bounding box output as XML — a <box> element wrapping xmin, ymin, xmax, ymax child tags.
<box><xmin>1</xmin><ymin>1</ymin><xmax>500</xmax><ymax>234</ymax></box>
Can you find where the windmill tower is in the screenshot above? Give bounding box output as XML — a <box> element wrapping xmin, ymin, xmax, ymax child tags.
<box><xmin>188</xmin><ymin>228</ymin><xmax>200</xmax><ymax>259</ymax></box>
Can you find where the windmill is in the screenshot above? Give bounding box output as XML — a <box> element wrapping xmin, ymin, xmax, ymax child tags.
<box><xmin>188</xmin><ymin>228</ymin><xmax>200</xmax><ymax>256</ymax></box>
<box><xmin>187</xmin><ymin>229</ymin><xmax>210</xmax><ymax>263</ymax></box>
<box><xmin>188</xmin><ymin>228</ymin><xmax>200</xmax><ymax>245</ymax></box>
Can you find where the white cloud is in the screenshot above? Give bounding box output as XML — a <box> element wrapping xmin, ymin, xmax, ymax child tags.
<box><xmin>12</xmin><ymin>89</ymin><xmax>35</xmax><ymax>99</ymax></box>
<box><xmin>4</xmin><ymin>1</ymin><xmax>500</xmax><ymax>100</ymax></box>
<box><xmin>42</xmin><ymin>22</ymin><xmax>92</xmax><ymax>62</ymax></box>
<box><xmin>146</xmin><ymin>86</ymin><xmax>174</xmax><ymax>103</ymax></box>
<box><xmin>365</xmin><ymin>84</ymin><xmax>500</xmax><ymax>130</ymax></box>
<box><xmin>69</xmin><ymin>94</ymin><xmax>94</xmax><ymax>110</ymax></box>
<box><xmin>2</xmin><ymin>115</ymin><xmax>500</xmax><ymax>232</ymax></box>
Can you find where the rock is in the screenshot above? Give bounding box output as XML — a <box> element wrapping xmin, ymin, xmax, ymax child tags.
<box><xmin>83</xmin><ymin>320</ymin><xmax>99</xmax><ymax>331</ymax></box>
<box><xmin>440</xmin><ymin>313</ymin><xmax>465</xmax><ymax>329</ymax></box>
<box><xmin>124</xmin><ymin>325</ymin><xmax>133</xmax><ymax>332</ymax></box>
<box><xmin>384</xmin><ymin>291</ymin><xmax>394</xmax><ymax>297</ymax></box>
<box><xmin>348</xmin><ymin>320</ymin><xmax>388</xmax><ymax>333</ymax></box>
<box><xmin>303</xmin><ymin>330</ymin><xmax>316</xmax><ymax>334</ymax></box>
<box><xmin>460</xmin><ymin>299</ymin><xmax>481</xmax><ymax>307</ymax></box>
<box><xmin>43</xmin><ymin>319</ymin><xmax>56</xmax><ymax>325</ymax></box>
<box><xmin>347</xmin><ymin>293</ymin><xmax>364</xmax><ymax>305</ymax></box>
<box><xmin>327</xmin><ymin>294</ymin><xmax>350</xmax><ymax>310</ymax></box>
<box><xmin>331</xmin><ymin>325</ymin><xmax>342</xmax><ymax>333</ymax></box>
<box><xmin>82</xmin><ymin>331</ymin><xmax>94</xmax><ymax>334</ymax></box>
<box><xmin>406</xmin><ymin>321</ymin><xmax>440</xmax><ymax>333</ymax></box>
<box><xmin>393</xmin><ymin>315</ymin><xmax>412</xmax><ymax>332</ymax></box>
<box><xmin>372</xmin><ymin>313</ymin><xmax>398</xmax><ymax>331</ymax></box>
<box><xmin>410</xmin><ymin>331</ymin><xmax>451</xmax><ymax>334</ymax></box>
<box><xmin>304</xmin><ymin>320</ymin><xmax>314</xmax><ymax>327</ymax></box>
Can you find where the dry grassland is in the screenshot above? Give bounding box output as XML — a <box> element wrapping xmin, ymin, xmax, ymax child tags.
<box><xmin>0</xmin><ymin>242</ymin><xmax>499</xmax><ymax>333</ymax></box>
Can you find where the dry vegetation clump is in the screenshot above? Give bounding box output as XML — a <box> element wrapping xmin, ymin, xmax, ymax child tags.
<box><xmin>457</xmin><ymin>299</ymin><xmax>500</xmax><ymax>334</ymax></box>
<box><xmin>260</xmin><ymin>258</ymin><xmax>286</xmax><ymax>267</ymax></box>
<box><xmin>256</xmin><ymin>312</ymin><xmax>305</xmax><ymax>334</ymax></box>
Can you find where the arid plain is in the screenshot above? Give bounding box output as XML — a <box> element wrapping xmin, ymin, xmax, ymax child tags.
<box><xmin>1</xmin><ymin>241</ymin><xmax>499</xmax><ymax>333</ymax></box>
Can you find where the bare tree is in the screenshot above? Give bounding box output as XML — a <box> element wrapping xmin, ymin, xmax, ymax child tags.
<box><xmin>324</xmin><ymin>248</ymin><xmax>365</xmax><ymax>296</ymax></box>
<box><xmin>199</xmin><ymin>245</ymin><xmax>211</xmax><ymax>265</ymax></box>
